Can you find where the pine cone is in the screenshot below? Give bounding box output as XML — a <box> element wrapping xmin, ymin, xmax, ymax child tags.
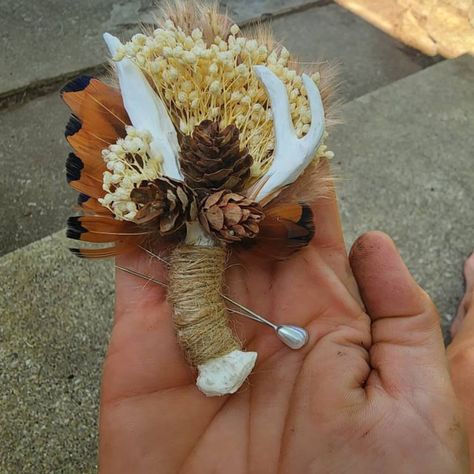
<box><xmin>130</xmin><ymin>177</ymin><xmax>197</xmax><ymax>235</ymax></box>
<box><xmin>199</xmin><ymin>190</ymin><xmax>264</xmax><ymax>242</ymax></box>
<box><xmin>179</xmin><ymin>120</ymin><xmax>253</xmax><ymax>193</ymax></box>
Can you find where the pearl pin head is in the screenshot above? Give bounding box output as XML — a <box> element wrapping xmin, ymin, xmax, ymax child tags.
<box><xmin>276</xmin><ymin>325</ymin><xmax>309</xmax><ymax>350</ymax></box>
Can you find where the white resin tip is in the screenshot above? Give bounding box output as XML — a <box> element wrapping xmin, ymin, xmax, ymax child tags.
<box><xmin>196</xmin><ymin>350</ymin><xmax>258</xmax><ymax>397</ymax></box>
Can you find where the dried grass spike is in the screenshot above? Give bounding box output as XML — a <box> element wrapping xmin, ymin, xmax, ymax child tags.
<box><xmin>157</xmin><ymin>1</ymin><xmax>232</xmax><ymax>43</ymax></box>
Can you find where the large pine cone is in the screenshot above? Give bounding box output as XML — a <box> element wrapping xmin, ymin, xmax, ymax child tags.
<box><xmin>130</xmin><ymin>177</ymin><xmax>197</xmax><ymax>235</ymax></box>
<box><xmin>199</xmin><ymin>190</ymin><xmax>264</xmax><ymax>242</ymax></box>
<box><xmin>179</xmin><ymin>120</ymin><xmax>253</xmax><ymax>193</ymax></box>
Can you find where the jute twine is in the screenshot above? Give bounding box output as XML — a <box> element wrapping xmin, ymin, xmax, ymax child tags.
<box><xmin>168</xmin><ymin>244</ymin><xmax>241</xmax><ymax>367</ymax></box>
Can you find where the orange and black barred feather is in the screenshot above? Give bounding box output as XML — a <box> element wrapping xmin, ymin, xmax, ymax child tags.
<box><xmin>61</xmin><ymin>75</ymin><xmax>128</xmax><ymax>139</ymax></box>
<box><xmin>69</xmin><ymin>244</ymin><xmax>136</xmax><ymax>259</ymax></box>
<box><xmin>66</xmin><ymin>215</ymin><xmax>151</xmax><ymax>243</ymax></box>
<box><xmin>65</xmin><ymin>152</ymin><xmax>104</xmax><ymax>198</ymax></box>
<box><xmin>76</xmin><ymin>193</ymin><xmax>112</xmax><ymax>216</ymax></box>
<box><xmin>66</xmin><ymin>215</ymin><xmax>148</xmax><ymax>257</ymax></box>
<box><xmin>238</xmin><ymin>202</ymin><xmax>315</xmax><ymax>259</ymax></box>
<box><xmin>62</xmin><ymin>75</ymin><xmax>142</xmax><ymax>258</ymax></box>
<box><xmin>62</xmin><ymin>75</ymin><xmax>130</xmax><ymax>195</ymax></box>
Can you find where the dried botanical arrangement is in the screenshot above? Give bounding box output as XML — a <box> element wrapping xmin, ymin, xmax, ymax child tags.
<box><xmin>62</xmin><ymin>1</ymin><xmax>337</xmax><ymax>397</ymax></box>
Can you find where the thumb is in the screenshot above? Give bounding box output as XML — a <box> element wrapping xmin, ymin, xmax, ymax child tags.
<box><xmin>349</xmin><ymin>232</ymin><xmax>448</xmax><ymax>394</ymax></box>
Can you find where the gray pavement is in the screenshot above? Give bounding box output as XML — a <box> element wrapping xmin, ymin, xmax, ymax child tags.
<box><xmin>0</xmin><ymin>0</ymin><xmax>317</xmax><ymax>106</ymax></box>
<box><xmin>270</xmin><ymin>3</ymin><xmax>438</xmax><ymax>100</ymax></box>
<box><xmin>1</xmin><ymin>56</ymin><xmax>472</xmax><ymax>472</ymax></box>
<box><xmin>333</xmin><ymin>54</ymin><xmax>474</xmax><ymax>334</ymax></box>
<box><xmin>0</xmin><ymin>0</ymin><xmax>154</xmax><ymax>104</ymax></box>
<box><xmin>0</xmin><ymin>2</ymin><xmax>438</xmax><ymax>256</ymax></box>
<box><xmin>0</xmin><ymin>232</ymin><xmax>114</xmax><ymax>473</ymax></box>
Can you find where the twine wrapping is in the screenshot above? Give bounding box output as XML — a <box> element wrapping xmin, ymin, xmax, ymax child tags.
<box><xmin>168</xmin><ymin>244</ymin><xmax>241</xmax><ymax>367</ymax></box>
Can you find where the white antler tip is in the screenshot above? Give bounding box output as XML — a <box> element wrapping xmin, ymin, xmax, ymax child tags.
<box><xmin>103</xmin><ymin>32</ymin><xmax>121</xmax><ymax>55</ymax></box>
<box><xmin>102</xmin><ymin>32</ymin><xmax>182</xmax><ymax>181</ymax></box>
<box><xmin>302</xmin><ymin>74</ymin><xmax>322</xmax><ymax>101</ymax></box>
<box><xmin>253</xmin><ymin>66</ymin><xmax>325</xmax><ymax>202</ymax></box>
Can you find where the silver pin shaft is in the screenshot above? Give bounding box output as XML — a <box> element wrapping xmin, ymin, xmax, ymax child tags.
<box><xmin>116</xmin><ymin>261</ymin><xmax>309</xmax><ymax>350</ymax></box>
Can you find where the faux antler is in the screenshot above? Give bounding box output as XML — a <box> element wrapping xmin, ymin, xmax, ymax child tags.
<box><xmin>103</xmin><ymin>33</ymin><xmax>182</xmax><ymax>181</ymax></box>
<box><xmin>253</xmin><ymin>66</ymin><xmax>325</xmax><ymax>203</ymax></box>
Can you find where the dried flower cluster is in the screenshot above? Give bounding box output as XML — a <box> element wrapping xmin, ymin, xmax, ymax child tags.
<box><xmin>112</xmin><ymin>20</ymin><xmax>327</xmax><ymax>180</ymax></box>
<box><xmin>99</xmin><ymin>126</ymin><xmax>162</xmax><ymax>221</ymax></box>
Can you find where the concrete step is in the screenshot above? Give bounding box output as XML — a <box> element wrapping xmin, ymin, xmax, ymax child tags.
<box><xmin>334</xmin><ymin>54</ymin><xmax>474</xmax><ymax>332</ymax></box>
<box><xmin>0</xmin><ymin>0</ymin><xmax>152</xmax><ymax>106</ymax></box>
<box><xmin>1</xmin><ymin>55</ymin><xmax>473</xmax><ymax>473</ymax></box>
<box><xmin>0</xmin><ymin>231</ymin><xmax>113</xmax><ymax>473</ymax></box>
<box><xmin>0</xmin><ymin>0</ymin><xmax>321</xmax><ymax>107</ymax></box>
<box><xmin>0</xmin><ymin>1</ymin><xmax>438</xmax><ymax>257</ymax></box>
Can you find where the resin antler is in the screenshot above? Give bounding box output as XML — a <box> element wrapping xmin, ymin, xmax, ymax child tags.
<box><xmin>103</xmin><ymin>33</ymin><xmax>182</xmax><ymax>180</ymax></box>
<box><xmin>253</xmin><ymin>66</ymin><xmax>325</xmax><ymax>203</ymax></box>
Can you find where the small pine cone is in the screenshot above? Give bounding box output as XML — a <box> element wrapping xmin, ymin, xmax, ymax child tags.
<box><xmin>179</xmin><ymin>120</ymin><xmax>253</xmax><ymax>193</ymax></box>
<box><xmin>199</xmin><ymin>190</ymin><xmax>264</xmax><ymax>242</ymax></box>
<box><xmin>130</xmin><ymin>177</ymin><xmax>197</xmax><ymax>235</ymax></box>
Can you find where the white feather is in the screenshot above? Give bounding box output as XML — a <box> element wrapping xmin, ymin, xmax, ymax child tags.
<box><xmin>253</xmin><ymin>66</ymin><xmax>325</xmax><ymax>202</ymax></box>
<box><xmin>103</xmin><ymin>33</ymin><xmax>182</xmax><ymax>180</ymax></box>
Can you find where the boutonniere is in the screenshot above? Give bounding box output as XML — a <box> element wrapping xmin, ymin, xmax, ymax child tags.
<box><xmin>63</xmin><ymin>1</ymin><xmax>336</xmax><ymax>396</ymax></box>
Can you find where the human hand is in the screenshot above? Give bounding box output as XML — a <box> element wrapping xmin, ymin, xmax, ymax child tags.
<box><xmin>99</xmin><ymin>192</ymin><xmax>468</xmax><ymax>473</ymax></box>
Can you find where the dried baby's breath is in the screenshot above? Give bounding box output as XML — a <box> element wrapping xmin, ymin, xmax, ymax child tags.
<box><xmin>113</xmin><ymin>21</ymin><xmax>330</xmax><ymax>181</ymax></box>
<box><xmin>99</xmin><ymin>127</ymin><xmax>162</xmax><ymax>221</ymax></box>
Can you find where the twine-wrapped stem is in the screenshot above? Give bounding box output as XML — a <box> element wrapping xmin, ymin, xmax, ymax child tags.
<box><xmin>167</xmin><ymin>222</ymin><xmax>257</xmax><ymax>396</ymax></box>
<box><xmin>168</xmin><ymin>245</ymin><xmax>240</xmax><ymax>365</ymax></box>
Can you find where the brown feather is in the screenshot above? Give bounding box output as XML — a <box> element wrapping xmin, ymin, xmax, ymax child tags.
<box><xmin>69</xmin><ymin>242</ymin><xmax>135</xmax><ymax>259</ymax></box>
<box><xmin>67</xmin><ymin>127</ymin><xmax>112</xmax><ymax>174</ymax></box>
<box><xmin>69</xmin><ymin>176</ymin><xmax>105</xmax><ymax>199</ymax></box>
<box><xmin>67</xmin><ymin>215</ymin><xmax>150</xmax><ymax>242</ymax></box>
<box><xmin>237</xmin><ymin>202</ymin><xmax>315</xmax><ymax>259</ymax></box>
<box><xmin>77</xmin><ymin>194</ymin><xmax>112</xmax><ymax>216</ymax></box>
<box><xmin>66</xmin><ymin>152</ymin><xmax>105</xmax><ymax>199</ymax></box>
<box><xmin>63</xmin><ymin>76</ymin><xmax>129</xmax><ymax>194</ymax></box>
<box><xmin>62</xmin><ymin>77</ymin><xmax>128</xmax><ymax>138</ymax></box>
<box><xmin>62</xmin><ymin>77</ymin><xmax>143</xmax><ymax>258</ymax></box>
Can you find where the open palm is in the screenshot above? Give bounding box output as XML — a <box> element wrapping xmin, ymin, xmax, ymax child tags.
<box><xmin>99</xmin><ymin>195</ymin><xmax>468</xmax><ymax>473</ymax></box>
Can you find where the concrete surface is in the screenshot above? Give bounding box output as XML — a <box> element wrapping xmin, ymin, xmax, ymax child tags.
<box><xmin>269</xmin><ymin>3</ymin><xmax>439</xmax><ymax>101</ymax></box>
<box><xmin>333</xmin><ymin>54</ymin><xmax>474</xmax><ymax>333</ymax></box>
<box><xmin>0</xmin><ymin>0</ymin><xmax>155</xmax><ymax>103</ymax></box>
<box><xmin>0</xmin><ymin>0</ymin><xmax>317</xmax><ymax>105</ymax></box>
<box><xmin>1</xmin><ymin>56</ymin><xmax>472</xmax><ymax>472</ymax></box>
<box><xmin>0</xmin><ymin>94</ymin><xmax>76</xmax><ymax>257</ymax></box>
<box><xmin>0</xmin><ymin>232</ymin><xmax>114</xmax><ymax>473</ymax></box>
<box><xmin>0</xmin><ymin>2</ymin><xmax>437</xmax><ymax>257</ymax></box>
<box><xmin>334</xmin><ymin>0</ymin><xmax>474</xmax><ymax>58</ymax></box>
<box><xmin>1</xmin><ymin>0</ymin><xmax>437</xmax><ymax>108</ymax></box>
